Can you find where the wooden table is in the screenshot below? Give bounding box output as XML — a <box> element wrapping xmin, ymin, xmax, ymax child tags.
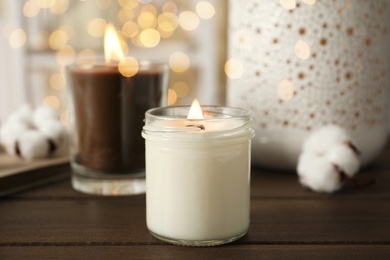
<box><xmin>1</xmin><ymin>146</ymin><xmax>390</xmax><ymax>259</ymax></box>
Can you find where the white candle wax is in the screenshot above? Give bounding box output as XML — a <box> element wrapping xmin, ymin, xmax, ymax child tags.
<box><xmin>142</xmin><ymin>105</ymin><xmax>254</xmax><ymax>246</ymax></box>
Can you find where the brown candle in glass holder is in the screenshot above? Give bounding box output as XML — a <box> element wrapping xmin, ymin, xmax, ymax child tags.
<box><xmin>67</xmin><ymin>24</ymin><xmax>168</xmax><ymax>195</ymax></box>
<box><xmin>68</xmin><ymin>62</ymin><xmax>168</xmax><ymax>195</ymax></box>
<box><xmin>70</xmin><ymin>64</ymin><xmax>167</xmax><ymax>173</ymax></box>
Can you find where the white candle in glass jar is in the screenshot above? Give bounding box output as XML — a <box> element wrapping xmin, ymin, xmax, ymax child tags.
<box><xmin>142</xmin><ymin>100</ymin><xmax>255</xmax><ymax>247</ymax></box>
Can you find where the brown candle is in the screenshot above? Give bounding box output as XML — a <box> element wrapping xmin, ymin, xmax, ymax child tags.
<box><xmin>69</xmin><ymin>63</ymin><xmax>168</xmax><ymax>174</ymax></box>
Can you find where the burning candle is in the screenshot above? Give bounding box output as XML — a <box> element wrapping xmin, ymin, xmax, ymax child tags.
<box><xmin>68</xmin><ymin>24</ymin><xmax>168</xmax><ymax>195</ymax></box>
<box><xmin>142</xmin><ymin>100</ymin><xmax>255</xmax><ymax>246</ymax></box>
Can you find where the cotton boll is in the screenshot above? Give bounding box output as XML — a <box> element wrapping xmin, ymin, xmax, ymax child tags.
<box><xmin>33</xmin><ymin>105</ymin><xmax>59</xmax><ymax>127</ymax></box>
<box><xmin>327</xmin><ymin>144</ymin><xmax>360</xmax><ymax>177</ymax></box>
<box><xmin>303</xmin><ymin>125</ymin><xmax>350</xmax><ymax>155</ymax></box>
<box><xmin>0</xmin><ymin>122</ymin><xmax>29</xmax><ymax>155</ymax></box>
<box><xmin>38</xmin><ymin>120</ymin><xmax>69</xmax><ymax>156</ymax></box>
<box><xmin>297</xmin><ymin>152</ymin><xmax>343</xmax><ymax>193</ymax></box>
<box><xmin>5</xmin><ymin>104</ymin><xmax>33</xmax><ymax>127</ymax></box>
<box><xmin>297</xmin><ymin>152</ymin><xmax>318</xmax><ymax>188</ymax></box>
<box><xmin>18</xmin><ymin>130</ymin><xmax>49</xmax><ymax>160</ymax></box>
<box><xmin>38</xmin><ymin>120</ymin><xmax>66</xmax><ymax>145</ymax></box>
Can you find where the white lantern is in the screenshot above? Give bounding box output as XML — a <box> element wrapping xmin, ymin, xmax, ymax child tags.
<box><xmin>227</xmin><ymin>0</ymin><xmax>390</xmax><ymax>170</ymax></box>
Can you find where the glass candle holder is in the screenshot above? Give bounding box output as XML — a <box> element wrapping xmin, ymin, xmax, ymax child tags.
<box><xmin>142</xmin><ymin>106</ymin><xmax>255</xmax><ymax>246</ymax></box>
<box><xmin>67</xmin><ymin>61</ymin><xmax>168</xmax><ymax>195</ymax></box>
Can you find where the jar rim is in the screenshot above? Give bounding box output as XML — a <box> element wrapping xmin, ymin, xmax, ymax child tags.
<box><xmin>145</xmin><ymin>105</ymin><xmax>252</xmax><ymax>121</ymax></box>
<box><xmin>143</xmin><ymin>106</ymin><xmax>254</xmax><ymax>139</ymax></box>
<box><xmin>67</xmin><ymin>59</ymin><xmax>168</xmax><ymax>72</ymax></box>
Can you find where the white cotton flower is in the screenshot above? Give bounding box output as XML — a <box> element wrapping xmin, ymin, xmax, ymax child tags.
<box><xmin>297</xmin><ymin>152</ymin><xmax>318</xmax><ymax>188</ymax></box>
<box><xmin>0</xmin><ymin>121</ymin><xmax>30</xmax><ymax>155</ymax></box>
<box><xmin>303</xmin><ymin>124</ymin><xmax>350</xmax><ymax>156</ymax></box>
<box><xmin>6</xmin><ymin>104</ymin><xmax>33</xmax><ymax>127</ymax></box>
<box><xmin>18</xmin><ymin>130</ymin><xmax>50</xmax><ymax>160</ymax></box>
<box><xmin>38</xmin><ymin>120</ymin><xmax>69</xmax><ymax>156</ymax></box>
<box><xmin>297</xmin><ymin>124</ymin><xmax>361</xmax><ymax>193</ymax></box>
<box><xmin>326</xmin><ymin>143</ymin><xmax>360</xmax><ymax>177</ymax></box>
<box><xmin>297</xmin><ymin>152</ymin><xmax>344</xmax><ymax>193</ymax></box>
<box><xmin>0</xmin><ymin>104</ymin><xmax>68</xmax><ymax>160</ymax></box>
<box><xmin>38</xmin><ymin>120</ymin><xmax>66</xmax><ymax>145</ymax></box>
<box><xmin>33</xmin><ymin>105</ymin><xmax>59</xmax><ymax>127</ymax></box>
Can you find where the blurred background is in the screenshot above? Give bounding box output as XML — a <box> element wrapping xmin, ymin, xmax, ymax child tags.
<box><xmin>1</xmin><ymin>0</ymin><xmax>389</xmax><ymax>170</ymax></box>
<box><xmin>0</xmin><ymin>0</ymin><xmax>228</xmax><ymax>123</ymax></box>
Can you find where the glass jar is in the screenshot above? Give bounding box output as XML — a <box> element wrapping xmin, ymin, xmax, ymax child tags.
<box><xmin>142</xmin><ymin>106</ymin><xmax>255</xmax><ymax>246</ymax></box>
<box><xmin>67</xmin><ymin>61</ymin><xmax>169</xmax><ymax>195</ymax></box>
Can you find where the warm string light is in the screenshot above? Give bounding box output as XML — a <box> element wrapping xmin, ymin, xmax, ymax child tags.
<box><xmin>8</xmin><ymin>0</ymin><xmax>218</xmax><ymax>109</ymax></box>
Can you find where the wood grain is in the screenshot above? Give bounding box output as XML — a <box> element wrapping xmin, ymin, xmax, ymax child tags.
<box><xmin>1</xmin><ymin>245</ymin><xmax>390</xmax><ymax>260</ymax></box>
<box><xmin>0</xmin><ymin>143</ymin><xmax>389</xmax><ymax>258</ymax></box>
<box><xmin>1</xmin><ymin>197</ymin><xmax>390</xmax><ymax>244</ymax></box>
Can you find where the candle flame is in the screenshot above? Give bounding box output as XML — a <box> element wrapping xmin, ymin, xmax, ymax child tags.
<box><xmin>187</xmin><ymin>99</ymin><xmax>204</xmax><ymax>120</ymax></box>
<box><xmin>104</xmin><ymin>23</ymin><xmax>125</xmax><ymax>65</ymax></box>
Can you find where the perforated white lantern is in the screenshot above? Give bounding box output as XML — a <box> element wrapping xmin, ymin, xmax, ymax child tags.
<box><xmin>227</xmin><ymin>0</ymin><xmax>390</xmax><ymax>170</ymax></box>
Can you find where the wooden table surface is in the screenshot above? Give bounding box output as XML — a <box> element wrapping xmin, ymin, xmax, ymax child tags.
<box><xmin>1</xmin><ymin>146</ymin><xmax>390</xmax><ymax>259</ymax></box>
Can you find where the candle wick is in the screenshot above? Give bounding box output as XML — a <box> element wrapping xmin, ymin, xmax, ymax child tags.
<box><xmin>186</xmin><ymin>123</ymin><xmax>205</xmax><ymax>130</ymax></box>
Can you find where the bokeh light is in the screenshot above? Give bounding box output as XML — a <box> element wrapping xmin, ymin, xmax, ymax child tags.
<box><xmin>23</xmin><ymin>0</ymin><xmax>40</xmax><ymax>17</ymax></box>
<box><xmin>158</xmin><ymin>12</ymin><xmax>178</xmax><ymax>38</ymax></box>
<box><xmin>295</xmin><ymin>40</ymin><xmax>311</xmax><ymax>60</ymax></box>
<box><xmin>9</xmin><ymin>29</ymin><xmax>26</xmax><ymax>48</ymax></box>
<box><xmin>37</xmin><ymin>0</ymin><xmax>55</xmax><ymax>9</ymax></box>
<box><xmin>140</xmin><ymin>29</ymin><xmax>160</xmax><ymax>47</ymax></box>
<box><xmin>196</xmin><ymin>2</ymin><xmax>215</xmax><ymax>20</ymax></box>
<box><xmin>225</xmin><ymin>58</ymin><xmax>243</xmax><ymax>79</ymax></box>
<box><xmin>277</xmin><ymin>79</ymin><xmax>295</xmax><ymax>100</ymax></box>
<box><xmin>158</xmin><ymin>27</ymin><xmax>173</xmax><ymax>38</ymax></box>
<box><xmin>50</xmin><ymin>0</ymin><xmax>69</xmax><ymax>14</ymax></box>
<box><xmin>162</xmin><ymin>2</ymin><xmax>178</xmax><ymax>13</ymax></box>
<box><xmin>280</xmin><ymin>0</ymin><xmax>296</xmax><ymax>10</ymax></box>
<box><xmin>302</xmin><ymin>0</ymin><xmax>316</xmax><ymax>5</ymax></box>
<box><xmin>44</xmin><ymin>96</ymin><xmax>60</xmax><ymax>109</ymax></box>
<box><xmin>118</xmin><ymin>57</ymin><xmax>139</xmax><ymax>77</ymax></box>
<box><xmin>122</xmin><ymin>21</ymin><xmax>139</xmax><ymax>38</ymax></box>
<box><xmin>158</xmin><ymin>12</ymin><xmax>178</xmax><ymax>31</ymax></box>
<box><xmin>50</xmin><ymin>72</ymin><xmax>66</xmax><ymax>89</ymax></box>
<box><xmin>130</xmin><ymin>34</ymin><xmax>143</xmax><ymax>47</ymax></box>
<box><xmin>168</xmin><ymin>89</ymin><xmax>178</xmax><ymax>105</ymax></box>
<box><xmin>179</xmin><ymin>11</ymin><xmax>200</xmax><ymax>31</ymax></box>
<box><xmin>88</xmin><ymin>18</ymin><xmax>107</xmax><ymax>37</ymax></box>
<box><xmin>137</xmin><ymin>11</ymin><xmax>156</xmax><ymax>29</ymax></box>
<box><xmin>169</xmin><ymin>52</ymin><xmax>190</xmax><ymax>73</ymax></box>
<box><xmin>49</xmin><ymin>29</ymin><xmax>68</xmax><ymax>50</ymax></box>
<box><xmin>141</xmin><ymin>4</ymin><xmax>157</xmax><ymax>15</ymax></box>
<box><xmin>118</xmin><ymin>0</ymin><xmax>139</xmax><ymax>9</ymax></box>
<box><xmin>117</xmin><ymin>9</ymin><xmax>131</xmax><ymax>24</ymax></box>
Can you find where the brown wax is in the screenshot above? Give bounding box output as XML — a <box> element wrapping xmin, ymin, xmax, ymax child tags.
<box><xmin>70</xmin><ymin>65</ymin><xmax>165</xmax><ymax>173</ymax></box>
